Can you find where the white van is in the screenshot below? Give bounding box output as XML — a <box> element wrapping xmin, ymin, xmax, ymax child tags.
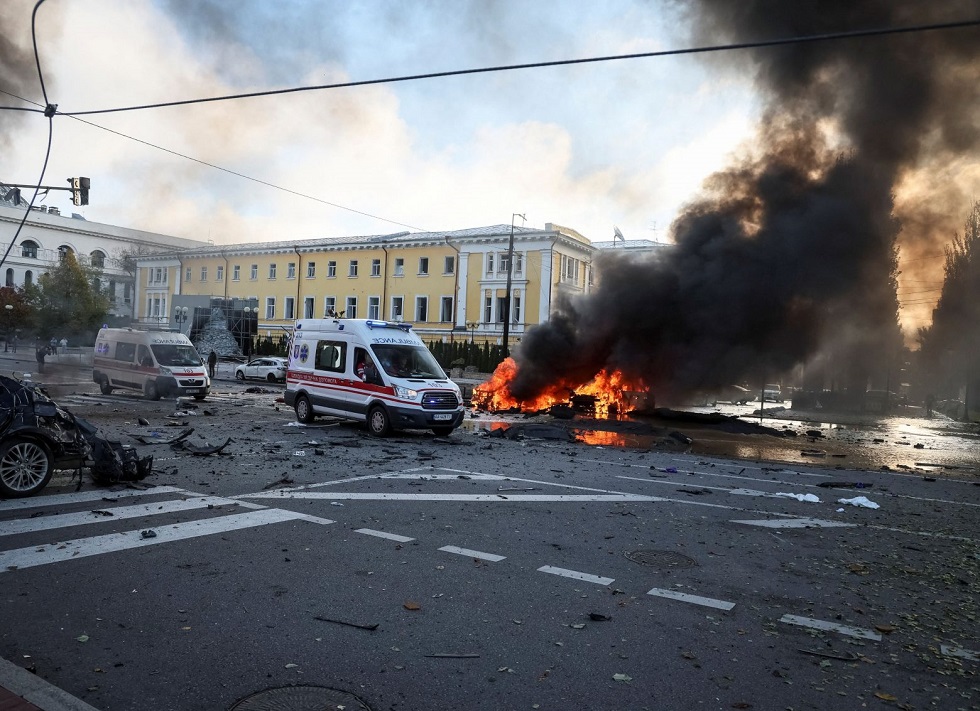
<box><xmin>93</xmin><ymin>328</ymin><xmax>210</xmax><ymax>400</ymax></box>
<box><xmin>285</xmin><ymin>318</ymin><xmax>464</xmax><ymax>436</ymax></box>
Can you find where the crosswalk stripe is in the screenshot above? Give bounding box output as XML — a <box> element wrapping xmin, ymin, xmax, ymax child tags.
<box><xmin>238</xmin><ymin>492</ymin><xmax>663</xmax><ymax>502</ymax></box>
<box><xmin>0</xmin><ymin>508</ymin><xmax>318</xmax><ymax>572</ymax></box>
<box><xmin>0</xmin><ymin>486</ymin><xmax>188</xmax><ymax>512</ymax></box>
<box><xmin>0</xmin><ymin>496</ymin><xmax>246</xmax><ymax>537</ymax></box>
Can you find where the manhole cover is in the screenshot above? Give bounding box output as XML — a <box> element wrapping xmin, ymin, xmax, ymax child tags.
<box><xmin>230</xmin><ymin>685</ymin><xmax>372</xmax><ymax>711</ymax></box>
<box><xmin>624</xmin><ymin>549</ymin><xmax>697</xmax><ymax>569</ymax></box>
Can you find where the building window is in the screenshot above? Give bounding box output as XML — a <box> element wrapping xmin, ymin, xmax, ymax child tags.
<box><xmin>284</xmin><ymin>297</ymin><xmax>295</xmax><ymax>320</ymax></box>
<box><xmin>233</xmin><ymin>265</ymin><xmax>240</xmax><ymax>281</ymax></box>
<box><xmin>560</xmin><ymin>255</ymin><xmax>580</xmax><ymax>283</ymax></box>
<box><xmin>90</xmin><ymin>250</ymin><xmax>106</xmax><ymax>268</ymax></box>
<box><xmin>4</xmin><ymin>268</ymin><xmax>12</xmax><ymax>287</ymax></box>
<box><xmin>324</xmin><ymin>296</ymin><xmax>336</xmax><ymax>317</ymax></box>
<box><xmin>415</xmin><ymin>296</ymin><xmax>428</xmax><ymax>322</ymax></box>
<box><xmin>393</xmin><ymin>258</ymin><xmax>404</xmax><ymax>276</ymax></box>
<box><xmin>250</xmin><ymin>264</ymin><xmax>258</xmax><ymax>280</ymax></box>
<box><xmin>268</xmin><ymin>263</ymin><xmax>277</xmax><ymax>279</ymax></box>
<box><xmin>24</xmin><ymin>270</ymin><xmax>33</xmax><ymax>287</ymax></box>
<box><xmin>444</xmin><ymin>256</ymin><xmax>455</xmax><ymax>275</ymax></box>
<box><xmin>391</xmin><ymin>296</ymin><xmax>403</xmax><ymax>321</ymax></box>
<box><xmin>265</xmin><ymin>297</ymin><xmax>276</xmax><ymax>320</ymax></box>
<box><xmin>368</xmin><ymin>296</ymin><xmax>380</xmax><ymax>319</ymax></box>
<box><xmin>515</xmin><ymin>253</ymin><xmax>523</xmax><ymax>274</ymax></box>
<box><xmin>58</xmin><ymin>245</ymin><xmax>72</xmax><ymax>262</ymax></box>
<box><xmin>307</xmin><ymin>262</ymin><xmax>316</xmax><ymax>278</ymax></box>
<box><xmin>21</xmin><ymin>241</ymin><xmax>38</xmax><ymax>259</ymax></box>
<box><xmin>216</xmin><ymin>265</ymin><xmax>224</xmax><ymax>281</ymax></box>
<box><xmin>287</xmin><ymin>262</ymin><xmax>296</xmax><ymax>279</ymax></box>
<box><xmin>484</xmin><ymin>295</ymin><xmax>493</xmax><ymax>323</ymax></box>
<box><xmin>371</xmin><ymin>259</ymin><xmax>381</xmax><ymax>277</ymax></box>
<box><xmin>304</xmin><ymin>297</ymin><xmax>314</xmax><ymax>319</ymax></box>
<box><xmin>186</xmin><ymin>267</ymin><xmax>192</xmax><ymax>282</ymax></box>
<box><xmin>513</xmin><ymin>293</ymin><xmax>521</xmax><ymax>322</ymax></box>
<box><xmin>440</xmin><ymin>296</ymin><xmax>453</xmax><ymax>322</ymax></box>
<box><xmin>200</xmin><ymin>266</ymin><xmax>207</xmax><ymax>281</ymax></box>
<box><xmin>418</xmin><ymin>257</ymin><xmax>429</xmax><ymax>275</ymax></box>
<box><xmin>327</xmin><ymin>261</ymin><xmax>337</xmax><ymax>278</ymax></box>
<box><xmin>496</xmin><ymin>297</ymin><xmax>507</xmax><ymax>323</ymax></box>
<box><xmin>486</xmin><ymin>254</ymin><xmax>494</xmax><ymax>274</ymax></box>
<box><xmin>124</xmin><ymin>283</ymin><xmax>131</xmax><ymax>303</ymax></box>
<box><xmin>346</xmin><ymin>297</ymin><xmax>357</xmax><ymax>319</ymax></box>
<box><xmin>348</xmin><ymin>260</ymin><xmax>358</xmax><ymax>277</ymax></box>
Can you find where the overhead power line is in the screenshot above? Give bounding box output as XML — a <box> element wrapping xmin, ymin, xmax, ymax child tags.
<box><xmin>58</xmin><ymin>18</ymin><xmax>980</xmax><ymax>117</ymax></box>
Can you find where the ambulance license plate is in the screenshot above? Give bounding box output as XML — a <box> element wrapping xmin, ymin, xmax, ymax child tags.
<box><xmin>433</xmin><ymin>413</ymin><xmax>452</xmax><ymax>421</ymax></box>
<box><xmin>185</xmin><ymin>389</ymin><xmax>202</xmax><ymax>394</ymax></box>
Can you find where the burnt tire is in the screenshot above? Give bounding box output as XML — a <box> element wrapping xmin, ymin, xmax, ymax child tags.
<box><xmin>367</xmin><ymin>405</ymin><xmax>391</xmax><ymax>437</ymax></box>
<box><xmin>144</xmin><ymin>380</ymin><xmax>161</xmax><ymax>401</ymax></box>
<box><xmin>99</xmin><ymin>377</ymin><xmax>113</xmax><ymax>395</ymax></box>
<box><xmin>294</xmin><ymin>395</ymin><xmax>315</xmax><ymax>423</ymax></box>
<box><xmin>0</xmin><ymin>437</ymin><xmax>54</xmax><ymax>498</ymax></box>
<box><xmin>235</xmin><ymin>371</ymin><xmax>245</xmax><ymax>381</ymax></box>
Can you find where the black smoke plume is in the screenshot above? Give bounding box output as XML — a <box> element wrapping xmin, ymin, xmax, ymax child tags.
<box><xmin>508</xmin><ymin>0</ymin><xmax>980</xmax><ymax>405</ymax></box>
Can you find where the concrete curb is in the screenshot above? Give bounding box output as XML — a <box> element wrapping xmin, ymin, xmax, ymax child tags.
<box><xmin>0</xmin><ymin>656</ymin><xmax>101</xmax><ymax>711</ymax></box>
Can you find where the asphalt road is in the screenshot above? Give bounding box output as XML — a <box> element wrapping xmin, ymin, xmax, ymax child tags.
<box><xmin>1</xmin><ymin>376</ymin><xmax>978</xmax><ymax>711</ymax></box>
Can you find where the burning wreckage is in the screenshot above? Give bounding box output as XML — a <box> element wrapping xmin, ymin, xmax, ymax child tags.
<box><xmin>0</xmin><ymin>375</ymin><xmax>152</xmax><ymax>498</ymax></box>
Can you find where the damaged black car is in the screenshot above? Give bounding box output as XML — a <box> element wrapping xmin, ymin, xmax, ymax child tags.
<box><xmin>0</xmin><ymin>374</ymin><xmax>90</xmax><ymax>497</ymax></box>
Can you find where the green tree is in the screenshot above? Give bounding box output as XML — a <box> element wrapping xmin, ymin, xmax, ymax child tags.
<box><xmin>916</xmin><ymin>200</ymin><xmax>980</xmax><ymax>420</ymax></box>
<box><xmin>0</xmin><ymin>286</ymin><xmax>32</xmax><ymax>345</ymax></box>
<box><xmin>25</xmin><ymin>251</ymin><xmax>111</xmax><ymax>338</ymax></box>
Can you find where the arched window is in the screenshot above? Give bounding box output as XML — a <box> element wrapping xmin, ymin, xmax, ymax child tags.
<box><xmin>58</xmin><ymin>245</ymin><xmax>73</xmax><ymax>261</ymax></box>
<box><xmin>24</xmin><ymin>271</ymin><xmax>33</xmax><ymax>286</ymax></box>
<box><xmin>21</xmin><ymin>240</ymin><xmax>39</xmax><ymax>259</ymax></box>
<box><xmin>5</xmin><ymin>269</ymin><xmax>13</xmax><ymax>287</ymax></box>
<box><xmin>90</xmin><ymin>250</ymin><xmax>106</xmax><ymax>268</ymax></box>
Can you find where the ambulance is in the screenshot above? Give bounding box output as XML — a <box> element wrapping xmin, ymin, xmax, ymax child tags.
<box><xmin>284</xmin><ymin>319</ymin><xmax>465</xmax><ymax>436</ymax></box>
<box><xmin>93</xmin><ymin>328</ymin><xmax>210</xmax><ymax>400</ymax></box>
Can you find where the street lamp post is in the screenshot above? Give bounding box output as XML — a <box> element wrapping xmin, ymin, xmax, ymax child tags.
<box><xmin>501</xmin><ymin>213</ymin><xmax>525</xmax><ymax>356</ymax></box>
<box><xmin>174</xmin><ymin>306</ymin><xmax>189</xmax><ymax>333</ymax></box>
<box><xmin>3</xmin><ymin>304</ymin><xmax>12</xmax><ymax>353</ymax></box>
<box><xmin>466</xmin><ymin>321</ymin><xmax>478</xmax><ymax>345</ymax></box>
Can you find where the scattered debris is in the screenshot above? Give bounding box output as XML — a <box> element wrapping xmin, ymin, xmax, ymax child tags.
<box><xmin>140</xmin><ymin>530</ymin><xmax>157</xmax><ymax>539</ymax></box>
<box><xmin>175</xmin><ymin>438</ymin><xmax>231</xmax><ymax>455</ymax></box>
<box><xmin>817</xmin><ymin>481</ymin><xmax>872</xmax><ymax>488</ymax></box>
<box><xmin>838</xmin><ymin>496</ymin><xmax>880</xmax><ymax>509</ymax></box>
<box><xmin>313</xmin><ymin>616</ymin><xmax>378</xmax><ymax>631</ymax></box>
<box><xmin>128</xmin><ymin>428</ymin><xmax>194</xmax><ymax>445</ymax></box>
<box><xmin>773</xmin><ymin>493</ymin><xmax>820</xmax><ymax>503</ymax></box>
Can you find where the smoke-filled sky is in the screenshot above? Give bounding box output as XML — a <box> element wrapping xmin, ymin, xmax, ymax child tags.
<box><xmin>1</xmin><ymin>0</ymin><xmax>978</xmax><ymax>341</ymax></box>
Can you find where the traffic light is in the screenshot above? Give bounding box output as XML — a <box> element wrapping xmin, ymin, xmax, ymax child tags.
<box><xmin>69</xmin><ymin>176</ymin><xmax>90</xmax><ymax>206</ymax></box>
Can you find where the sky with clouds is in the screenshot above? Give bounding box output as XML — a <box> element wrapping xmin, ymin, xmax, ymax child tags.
<box><xmin>1</xmin><ymin>0</ymin><xmax>759</xmax><ymax>245</ymax></box>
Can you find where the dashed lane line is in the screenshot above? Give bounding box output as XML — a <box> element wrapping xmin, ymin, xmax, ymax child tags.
<box><xmin>779</xmin><ymin>614</ymin><xmax>882</xmax><ymax>641</ymax></box>
<box><xmin>439</xmin><ymin>545</ymin><xmax>506</xmax><ymax>562</ymax></box>
<box><xmin>0</xmin><ymin>496</ymin><xmax>252</xmax><ymax>536</ymax></box>
<box><xmin>732</xmin><ymin>518</ymin><xmax>855</xmax><ymax>529</ymax></box>
<box><xmin>355</xmin><ymin>528</ymin><xmax>415</xmax><ymax>543</ymax></box>
<box><xmin>537</xmin><ymin>565</ymin><xmax>614</xmax><ymax>586</ymax></box>
<box><xmin>646</xmin><ymin>587</ymin><xmax>736</xmax><ymax>611</ymax></box>
<box><xmin>0</xmin><ymin>508</ymin><xmax>332</xmax><ymax>572</ymax></box>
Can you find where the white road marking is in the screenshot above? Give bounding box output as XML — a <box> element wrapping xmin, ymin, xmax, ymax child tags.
<box><xmin>0</xmin><ymin>486</ymin><xmax>189</xmax><ymax>512</ymax></box>
<box><xmin>355</xmin><ymin>528</ymin><xmax>414</xmax><ymax>542</ymax></box>
<box><xmin>537</xmin><ymin>565</ymin><xmax>614</xmax><ymax>586</ymax></box>
<box><xmin>382</xmin><ymin>473</ymin><xmax>507</xmax><ymax>480</ymax></box>
<box><xmin>732</xmin><ymin>518</ymin><xmax>856</xmax><ymax>529</ymax></box>
<box><xmin>0</xmin><ymin>496</ymin><xmax>248</xmax><ymax>536</ymax></box>
<box><xmin>646</xmin><ymin>587</ymin><xmax>736</xmax><ymax>611</ymax></box>
<box><xmin>940</xmin><ymin>644</ymin><xmax>978</xmax><ymax>662</ymax></box>
<box><xmin>779</xmin><ymin>614</ymin><xmax>882</xmax><ymax>641</ymax></box>
<box><xmin>439</xmin><ymin>545</ymin><xmax>505</xmax><ymax>562</ymax></box>
<box><xmin>0</xmin><ymin>508</ymin><xmax>323</xmax><ymax>572</ymax></box>
<box><xmin>237</xmin><ymin>492</ymin><xmax>663</xmax><ymax>502</ymax></box>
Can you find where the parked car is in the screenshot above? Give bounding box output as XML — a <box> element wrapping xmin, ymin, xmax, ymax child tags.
<box><xmin>762</xmin><ymin>384</ymin><xmax>784</xmax><ymax>402</ymax></box>
<box><xmin>0</xmin><ymin>375</ymin><xmax>90</xmax><ymax>497</ymax></box>
<box><xmin>235</xmin><ymin>357</ymin><xmax>288</xmax><ymax>383</ymax></box>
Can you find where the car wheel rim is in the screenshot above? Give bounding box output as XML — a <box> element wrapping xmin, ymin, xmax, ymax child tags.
<box><xmin>0</xmin><ymin>443</ymin><xmax>48</xmax><ymax>492</ymax></box>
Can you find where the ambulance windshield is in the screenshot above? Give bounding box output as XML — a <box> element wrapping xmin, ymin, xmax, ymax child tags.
<box><xmin>372</xmin><ymin>344</ymin><xmax>446</xmax><ymax>379</ymax></box>
<box><xmin>151</xmin><ymin>344</ymin><xmax>204</xmax><ymax>367</ymax></box>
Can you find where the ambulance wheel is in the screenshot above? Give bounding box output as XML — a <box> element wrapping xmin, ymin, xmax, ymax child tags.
<box><xmin>367</xmin><ymin>405</ymin><xmax>391</xmax><ymax>437</ymax></box>
<box><xmin>144</xmin><ymin>380</ymin><xmax>161</xmax><ymax>401</ymax></box>
<box><xmin>432</xmin><ymin>427</ymin><xmax>453</xmax><ymax>437</ymax></box>
<box><xmin>295</xmin><ymin>395</ymin><xmax>315</xmax><ymax>423</ymax></box>
<box><xmin>99</xmin><ymin>376</ymin><xmax>113</xmax><ymax>395</ymax></box>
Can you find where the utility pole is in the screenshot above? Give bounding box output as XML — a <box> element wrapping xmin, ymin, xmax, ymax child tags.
<box><xmin>501</xmin><ymin>213</ymin><xmax>525</xmax><ymax>356</ymax></box>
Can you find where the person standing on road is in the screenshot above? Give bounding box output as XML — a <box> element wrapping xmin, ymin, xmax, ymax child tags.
<box><xmin>208</xmin><ymin>350</ymin><xmax>217</xmax><ymax>378</ymax></box>
<box><xmin>59</xmin><ymin>337</ymin><xmax>68</xmax><ymax>354</ymax></box>
<box><xmin>35</xmin><ymin>342</ymin><xmax>48</xmax><ymax>372</ymax></box>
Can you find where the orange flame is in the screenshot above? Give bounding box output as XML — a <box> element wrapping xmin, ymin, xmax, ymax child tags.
<box><xmin>472</xmin><ymin>357</ymin><xmax>646</xmax><ymax>417</ymax></box>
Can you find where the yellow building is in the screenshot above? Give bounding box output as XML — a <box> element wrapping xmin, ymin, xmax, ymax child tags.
<box><xmin>135</xmin><ymin>223</ymin><xmax>599</xmax><ymax>351</ymax></box>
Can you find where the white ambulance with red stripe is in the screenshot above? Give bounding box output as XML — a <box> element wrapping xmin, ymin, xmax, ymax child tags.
<box><xmin>93</xmin><ymin>328</ymin><xmax>210</xmax><ymax>400</ymax></box>
<box><xmin>284</xmin><ymin>319</ymin><xmax>465</xmax><ymax>436</ymax></box>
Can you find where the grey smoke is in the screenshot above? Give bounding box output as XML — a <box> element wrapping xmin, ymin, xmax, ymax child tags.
<box><xmin>509</xmin><ymin>0</ymin><xmax>980</xmax><ymax>404</ymax></box>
